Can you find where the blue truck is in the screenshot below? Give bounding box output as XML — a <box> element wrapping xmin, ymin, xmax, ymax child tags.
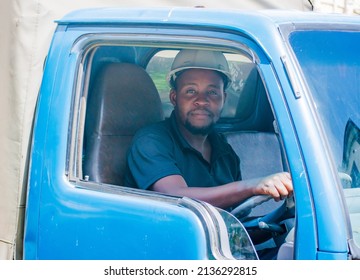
<box><xmin>17</xmin><ymin>7</ymin><xmax>360</xmax><ymax>260</ymax></box>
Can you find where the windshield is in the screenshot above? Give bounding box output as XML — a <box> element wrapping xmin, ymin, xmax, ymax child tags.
<box><xmin>289</xmin><ymin>29</ymin><xmax>360</xmax><ymax>250</ymax></box>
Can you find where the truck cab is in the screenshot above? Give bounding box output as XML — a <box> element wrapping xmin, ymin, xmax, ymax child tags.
<box><xmin>23</xmin><ymin>8</ymin><xmax>360</xmax><ymax>260</ymax></box>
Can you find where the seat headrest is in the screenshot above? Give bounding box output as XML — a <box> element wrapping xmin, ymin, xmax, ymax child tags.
<box><xmin>86</xmin><ymin>62</ymin><xmax>164</xmax><ymax>136</ymax></box>
<box><xmin>83</xmin><ymin>62</ymin><xmax>164</xmax><ymax>185</ymax></box>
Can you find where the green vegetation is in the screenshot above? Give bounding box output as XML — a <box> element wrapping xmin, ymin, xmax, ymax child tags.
<box><xmin>149</xmin><ymin>71</ymin><xmax>170</xmax><ymax>99</ymax></box>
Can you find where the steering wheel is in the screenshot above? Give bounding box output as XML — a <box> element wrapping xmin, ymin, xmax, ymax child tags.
<box><xmin>231</xmin><ymin>195</ymin><xmax>295</xmax><ymax>234</ymax></box>
<box><xmin>231</xmin><ymin>195</ymin><xmax>272</xmax><ymax>219</ymax></box>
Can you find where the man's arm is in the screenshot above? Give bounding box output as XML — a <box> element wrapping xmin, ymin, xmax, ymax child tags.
<box><xmin>150</xmin><ymin>172</ymin><xmax>293</xmax><ymax>209</ymax></box>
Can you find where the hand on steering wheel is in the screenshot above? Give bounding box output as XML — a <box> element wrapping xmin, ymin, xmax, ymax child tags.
<box><xmin>252</xmin><ymin>172</ymin><xmax>293</xmax><ymax>202</ymax></box>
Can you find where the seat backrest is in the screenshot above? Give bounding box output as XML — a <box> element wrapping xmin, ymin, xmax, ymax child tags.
<box><xmin>224</xmin><ymin>131</ymin><xmax>286</xmax><ymax>216</ymax></box>
<box><xmin>83</xmin><ymin>62</ymin><xmax>164</xmax><ymax>185</ymax></box>
<box><xmin>224</xmin><ymin>131</ymin><xmax>285</xmax><ymax>180</ymax></box>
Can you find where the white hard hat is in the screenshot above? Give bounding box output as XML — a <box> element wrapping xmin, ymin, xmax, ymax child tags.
<box><xmin>167</xmin><ymin>49</ymin><xmax>232</xmax><ymax>89</ymax></box>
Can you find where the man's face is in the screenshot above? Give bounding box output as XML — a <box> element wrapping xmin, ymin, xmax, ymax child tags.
<box><xmin>170</xmin><ymin>68</ymin><xmax>226</xmax><ymax>136</ymax></box>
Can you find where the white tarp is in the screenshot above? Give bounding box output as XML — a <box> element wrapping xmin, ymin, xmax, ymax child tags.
<box><xmin>313</xmin><ymin>0</ymin><xmax>360</xmax><ymax>14</ymax></box>
<box><xmin>0</xmin><ymin>0</ymin><xmax>312</xmax><ymax>260</ymax></box>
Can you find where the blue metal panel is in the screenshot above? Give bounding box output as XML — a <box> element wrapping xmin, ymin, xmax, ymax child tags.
<box><xmin>254</xmin><ymin>21</ymin><xmax>351</xmax><ymax>257</ymax></box>
<box><xmin>24</xmin><ymin>24</ymin><xmax>69</xmax><ymax>259</ymax></box>
<box><xmin>317</xmin><ymin>251</ymin><xmax>349</xmax><ymax>260</ymax></box>
<box><xmin>57</xmin><ymin>8</ymin><xmax>360</xmax><ymax>27</ymax></box>
<box><xmin>36</xmin><ymin>185</ymin><xmax>207</xmax><ymax>259</ymax></box>
<box><xmin>260</xmin><ymin>64</ymin><xmax>318</xmax><ymax>259</ymax></box>
<box><xmin>275</xmin><ymin>28</ymin><xmax>350</xmax><ymax>256</ymax></box>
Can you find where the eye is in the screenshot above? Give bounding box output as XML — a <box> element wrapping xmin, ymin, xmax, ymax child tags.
<box><xmin>186</xmin><ymin>89</ymin><xmax>197</xmax><ymax>95</ymax></box>
<box><xmin>208</xmin><ymin>90</ymin><xmax>218</xmax><ymax>96</ymax></box>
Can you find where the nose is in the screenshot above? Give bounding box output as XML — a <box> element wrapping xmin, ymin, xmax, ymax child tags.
<box><xmin>194</xmin><ymin>92</ymin><xmax>209</xmax><ymax>107</ymax></box>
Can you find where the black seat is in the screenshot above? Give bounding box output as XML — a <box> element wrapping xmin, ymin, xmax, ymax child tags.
<box><xmin>224</xmin><ymin>130</ymin><xmax>286</xmax><ymax>216</ymax></box>
<box><xmin>224</xmin><ymin>131</ymin><xmax>285</xmax><ymax>180</ymax></box>
<box><xmin>83</xmin><ymin>63</ymin><xmax>164</xmax><ymax>185</ymax></box>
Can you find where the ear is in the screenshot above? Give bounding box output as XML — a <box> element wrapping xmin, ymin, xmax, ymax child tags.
<box><xmin>169</xmin><ymin>89</ymin><xmax>177</xmax><ymax>106</ymax></box>
<box><xmin>223</xmin><ymin>91</ymin><xmax>227</xmax><ymax>105</ymax></box>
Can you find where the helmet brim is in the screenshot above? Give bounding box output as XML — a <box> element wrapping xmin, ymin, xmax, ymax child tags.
<box><xmin>167</xmin><ymin>66</ymin><xmax>232</xmax><ymax>89</ymax></box>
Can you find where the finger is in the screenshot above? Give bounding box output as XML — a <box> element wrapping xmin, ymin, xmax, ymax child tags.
<box><xmin>283</xmin><ymin>172</ymin><xmax>292</xmax><ymax>180</ymax></box>
<box><xmin>272</xmin><ymin>172</ymin><xmax>293</xmax><ymax>196</ymax></box>
<box><xmin>256</xmin><ymin>172</ymin><xmax>294</xmax><ymax>201</ymax></box>
<box><xmin>280</xmin><ymin>172</ymin><xmax>294</xmax><ymax>196</ymax></box>
<box><xmin>269</xmin><ymin>173</ymin><xmax>293</xmax><ymax>200</ymax></box>
<box><xmin>259</xmin><ymin>181</ymin><xmax>282</xmax><ymax>201</ymax></box>
<box><xmin>273</xmin><ymin>181</ymin><xmax>289</xmax><ymax>200</ymax></box>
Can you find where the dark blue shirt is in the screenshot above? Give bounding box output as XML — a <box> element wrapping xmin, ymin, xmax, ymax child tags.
<box><xmin>125</xmin><ymin>112</ymin><xmax>241</xmax><ymax>189</ymax></box>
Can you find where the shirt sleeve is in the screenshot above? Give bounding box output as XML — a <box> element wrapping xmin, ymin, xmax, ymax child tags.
<box><xmin>125</xmin><ymin>129</ymin><xmax>182</xmax><ymax>189</ymax></box>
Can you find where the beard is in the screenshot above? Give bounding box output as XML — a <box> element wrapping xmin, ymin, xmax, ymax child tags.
<box><xmin>184</xmin><ymin>120</ymin><xmax>215</xmax><ymax>135</ymax></box>
<box><xmin>184</xmin><ymin>109</ymin><xmax>216</xmax><ymax>135</ymax></box>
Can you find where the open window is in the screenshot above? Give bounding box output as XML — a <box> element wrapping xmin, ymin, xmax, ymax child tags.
<box><xmin>68</xmin><ymin>36</ymin><xmax>293</xmax><ymax>260</ymax></box>
<box><xmin>73</xmin><ymin>45</ymin><xmax>287</xmax><ymax>186</ymax></box>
